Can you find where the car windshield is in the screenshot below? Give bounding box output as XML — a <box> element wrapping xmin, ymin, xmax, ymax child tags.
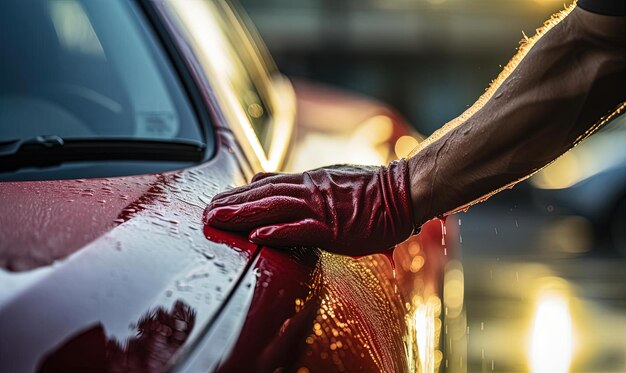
<box><xmin>0</xmin><ymin>0</ymin><xmax>203</xmax><ymax>144</ymax></box>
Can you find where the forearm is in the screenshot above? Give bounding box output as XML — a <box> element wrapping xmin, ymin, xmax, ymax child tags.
<box><xmin>408</xmin><ymin>5</ymin><xmax>626</xmax><ymax>226</ymax></box>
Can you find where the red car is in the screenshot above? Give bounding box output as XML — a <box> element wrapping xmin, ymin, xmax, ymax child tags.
<box><xmin>0</xmin><ymin>0</ymin><xmax>457</xmax><ymax>372</ymax></box>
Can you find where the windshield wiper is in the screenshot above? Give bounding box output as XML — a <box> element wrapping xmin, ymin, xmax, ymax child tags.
<box><xmin>0</xmin><ymin>135</ymin><xmax>206</xmax><ymax>172</ymax></box>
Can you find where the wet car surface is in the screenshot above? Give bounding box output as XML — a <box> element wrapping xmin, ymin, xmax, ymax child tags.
<box><xmin>0</xmin><ymin>0</ymin><xmax>454</xmax><ymax>372</ymax></box>
<box><xmin>0</xmin><ymin>140</ymin><xmax>256</xmax><ymax>371</ymax></box>
<box><xmin>0</xmin><ymin>133</ymin><xmax>455</xmax><ymax>372</ymax></box>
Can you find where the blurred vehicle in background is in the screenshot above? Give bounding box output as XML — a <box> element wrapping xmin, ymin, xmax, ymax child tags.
<box><xmin>530</xmin><ymin>115</ymin><xmax>626</xmax><ymax>256</ymax></box>
<box><xmin>0</xmin><ymin>0</ymin><xmax>457</xmax><ymax>371</ymax></box>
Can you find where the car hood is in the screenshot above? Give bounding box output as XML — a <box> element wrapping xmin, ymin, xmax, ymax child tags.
<box><xmin>0</xmin><ymin>142</ymin><xmax>259</xmax><ymax>371</ymax></box>
<box><xmin>0</xmin><ymin>174</ymin><xmax>158</xmax><ymax>272</ymax></box>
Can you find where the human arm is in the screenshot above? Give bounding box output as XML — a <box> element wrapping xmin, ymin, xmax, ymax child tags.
<box><xmin>408</xmin><ymin>5</ymin><xmax>626</xmax><ymax>227</ymax></box>
<box><xmin>205</xmin><ymin>3</ymin><xmax>626</xmax><ymax>255</ymax></box>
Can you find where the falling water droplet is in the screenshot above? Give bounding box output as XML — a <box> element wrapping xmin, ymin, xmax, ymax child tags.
<box><xmin>175</xmin><ymin>279</ymin><xmax>192</xmax><ymax>291</ymax></box>
<box><xmin>440</xmin><ymin>218</ymin><xmax>447</xmax><ymax>246</ymax></box>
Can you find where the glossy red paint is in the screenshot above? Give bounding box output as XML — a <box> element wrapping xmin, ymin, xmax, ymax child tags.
<box><xmin>0</xmin><ymin>175</ymin><xmax>156</xmax><ymax>271</ymax></box>
<box><xmin>212</xmin><ymin>218</ymin><xmax>454</xmax><ymax>373</ymax></box>
<box><xmin>0</xmin><ymin>131</ymin><xmax>259</xmax><ymax>371</ymax></box>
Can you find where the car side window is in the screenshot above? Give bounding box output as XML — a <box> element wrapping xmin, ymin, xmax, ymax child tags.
<box><xmin>165</xmin><ymin>0</ymin><xmax>274</xmax><ymax>153</ymax></box>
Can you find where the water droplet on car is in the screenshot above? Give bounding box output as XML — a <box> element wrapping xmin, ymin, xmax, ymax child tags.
<box><xmin>175</xmin><ymin>279</ymin><xmax>192</xmax><ymax>291</ymax></box>
<box><xmin>213</xmin><ymin>261</ymin><xmax>226</xmax><ymax>269</ymax></box>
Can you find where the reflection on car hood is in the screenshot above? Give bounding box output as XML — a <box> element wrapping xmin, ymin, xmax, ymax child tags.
<box><xmin>0</xmin><ymin>149</ymin><xmax>258</xmax><ymax>371</ymax></box>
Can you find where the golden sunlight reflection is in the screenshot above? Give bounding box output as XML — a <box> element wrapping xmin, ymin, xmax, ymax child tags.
<box><xmin>444</xmin><ymin>260</ymin><xmax>464</xmax><ymax>319</ymax></box>
<box><xmin>395</xmin><ymin>135</ymin><xmax>419</xmax><ymax>159</ymax></box>
<box><xmin>528</xmin><ymin>278</ymin><xmax>575</xmax><ymax>373</ymax></box>
<box><xmin>410</xmin><ymin>295</ymin><xmax>442</xmax><ymax>373</ymax></box>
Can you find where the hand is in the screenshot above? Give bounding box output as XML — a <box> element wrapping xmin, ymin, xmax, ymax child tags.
<box><xmin>204</xmin><ymin>159</ymin><xmax>416</xmax><ymax>256</ymax></box>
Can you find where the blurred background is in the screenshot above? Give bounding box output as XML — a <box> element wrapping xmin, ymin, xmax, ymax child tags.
<box><xmin>239</xmin><ymin>0</ymin><xmax>626</xmax><ymax>372</ymax></box>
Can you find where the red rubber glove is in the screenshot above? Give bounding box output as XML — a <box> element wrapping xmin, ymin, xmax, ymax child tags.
<box><xmin>204</xmin><ymin>159</ymin><xmax>416</xmax><ymax>256</ymax></box>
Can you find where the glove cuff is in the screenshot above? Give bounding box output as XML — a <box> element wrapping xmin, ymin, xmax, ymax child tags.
<box><xmin>382</xmin><ymin>158</ymin><xmax>419</xmax><ymax>240</ymax></box>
